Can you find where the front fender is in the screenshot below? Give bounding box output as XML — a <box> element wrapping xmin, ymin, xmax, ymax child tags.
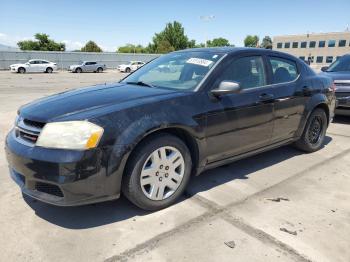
<box><xmin>104</xmin><ymin>112</ymin><xmax>203</xmax><ymax>196</ymax></box>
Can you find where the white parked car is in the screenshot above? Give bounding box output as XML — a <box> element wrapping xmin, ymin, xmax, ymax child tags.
<box><xmin>9</xmin><ymin>59</ymin><xmax>57</xmax><ymax>73</ymax></box>
<box><xmin>117</xmin><ymin>61</ymin><xmax>145</xmax><ymax>73</ymax></box>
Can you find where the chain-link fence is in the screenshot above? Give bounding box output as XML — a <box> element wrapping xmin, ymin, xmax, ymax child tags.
<box><xmin>0</xmin><ymin>50</ymin><xmax>160</xmax><ymax>70</ymax></box>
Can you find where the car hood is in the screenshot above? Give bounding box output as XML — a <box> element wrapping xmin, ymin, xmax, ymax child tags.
<box><xmin>320</xmin><ymin>71</ymin><xmax>350</xmax><ymax>80</ymax></box>
<box><xmin>19</xmin><ymin>83</ymin><xmax>179</xmax><ymax>122</ymax></box>
<box><xmin>10</xmin><ymin>63</ymin><xmax>26</xmax><ymax>67</ymax></box>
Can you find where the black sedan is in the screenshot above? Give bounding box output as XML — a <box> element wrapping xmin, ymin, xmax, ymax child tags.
<box><xmin>321</xmin><ymin>54</ymin><xmax>350</xmax><ymax>115</ymax></box>
<box><xmin>5</xmin><ymin>48</ymin><xmax>336</xmax><ymax>210</ymax></box>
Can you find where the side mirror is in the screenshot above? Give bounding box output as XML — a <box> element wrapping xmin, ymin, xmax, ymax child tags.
<box><xmin>321</xmin><ymin>66</ymin><xmax>329</xmax><ymax>72</ymax></box>
<box><xmin>211</xmin><ymin>81</ymin><xmax>241</xmax><ymax>97</ymax></box>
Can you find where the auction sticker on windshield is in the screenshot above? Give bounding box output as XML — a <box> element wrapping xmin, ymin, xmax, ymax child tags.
<box><xmin>186</xmin><ymin>58</ymin><xmax>213</xmax><ymax>67</ymax></box>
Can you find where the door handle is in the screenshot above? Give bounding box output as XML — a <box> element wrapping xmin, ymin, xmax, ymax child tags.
<box><xmin>259</xmin><ymin>93</ymin><xmax>275</xmax><ymax>103</ymax></box>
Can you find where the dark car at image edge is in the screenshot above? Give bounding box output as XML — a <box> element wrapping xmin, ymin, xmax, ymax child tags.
<box><xmin>320</xmin><ymin>54</ymin><xmax>350</xmax><ymax>115</ymax></box>
<box><xmin>5</xmin><ymin>47</ymin><xmax>336</xmax><ymax>210</ymax></box>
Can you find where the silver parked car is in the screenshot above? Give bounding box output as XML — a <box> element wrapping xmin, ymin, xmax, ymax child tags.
<box><xmin>68</xmin><ymin>61</ymin><xmax>106</xmax><ymax>73</ymax></box>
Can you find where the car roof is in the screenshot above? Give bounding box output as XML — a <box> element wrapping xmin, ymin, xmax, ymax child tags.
<box><xmin>175</xmin><ymin>47</ymin><xmax>299</xmax><ymax>61</ymax></box>
<box><xmin>29</xmin><ymin>59</ymin><xmax>49</xmax><ymax>62</ymax></box>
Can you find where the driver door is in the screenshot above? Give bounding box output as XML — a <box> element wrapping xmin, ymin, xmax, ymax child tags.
<box><xmin>27</xmin><ymin>60</ymin><xmax>38</xmax><ymax>72</ymax></box>
<box><xmin>131</xmin><ymin>62</ymin><xmax>138</xmax><ymax>71</ymax></box>
<box><xmin>205</xmin><ymin>55</ymin><xmax>274</xmax><ymax>162</ymax></box>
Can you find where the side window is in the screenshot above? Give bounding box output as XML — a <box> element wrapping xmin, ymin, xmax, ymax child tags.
<box><xmin>41</xmin><ymin>60</ymin><xmax>49</xmax><ymax>64</ymax></box>
<box><xmin>91</xmin><ymin>62</ymin><xmax>97</xmax><ymax>65</ymax></box>
<box><xmin>217</xmin><ymin>56</ymin><xmax>267</xmax><ymax>89</ymax></box>
<box><xmin>269</xmin><ymin>57</ymin><xmax>298</xmax><ymax>84</ymax></box>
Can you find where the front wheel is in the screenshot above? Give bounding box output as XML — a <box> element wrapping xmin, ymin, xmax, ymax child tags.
<box><xmin>18</xmin><ymin>67</ymin><xmax>26</xmax><ymax>74</ymax></box>
<box><xmin>125</xmin><ymin>67</ymin><xmax>131</xmax><ymax>73</ymax></box>
<box><xmin>122</xmin><ymin>134</ymin><xmax>192</xmax><ymax>210</ymax></box>
<box><xmin>46</xmin><ymin>67</ymin><xmax>53</xmax><ymax>73</ymax></box>
<box><xmin>294</xmin><ymin>108</ymin><xmax>327</xmax><ymax>152</ymax></box>
<box><xmin>75</xmin><ymin>68</ymin><xmax>82</xmax><ymax>73</ymax></box>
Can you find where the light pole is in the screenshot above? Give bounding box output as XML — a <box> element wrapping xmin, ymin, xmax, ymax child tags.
<box><xmin>60</xmin><ymin>47</ymin><xmax>64</xmax><ymax>71</ymax></box>
<box><xmin>200</xmin><ymin>15</ymin><xmax>215</xmax><ymax>47</ymax></box>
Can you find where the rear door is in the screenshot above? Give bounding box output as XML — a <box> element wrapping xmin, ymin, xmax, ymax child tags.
<box><xmin>39</xmin><ymin>60</ymin><xmax>49</xmax><ymax>72</ymax></box>
<box><xmin>266</xmin><ymin>56</ymin><xmax>303</xmax><ymax>143</ymax></box>
<box><xmin>205</xmin><ymin>55</ymin><xmax>275</xmax><ymax>162</ymax></box>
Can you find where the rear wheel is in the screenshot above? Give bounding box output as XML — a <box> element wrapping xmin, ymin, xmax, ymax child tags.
<box><xmin>46</xmin><ymin>67</ymin><xmax>53</xmax><ymax>73</ymax></box>
<box><xmin>75</xmin><ymin>68</ymin><xmax>82</xmax><ymax>73</ymax></box>
<box><xmin>18</xmin><ymin>67</ymin><xmax>26</xmax><ymax>74</ymax></box>
<box><xmin>122</xmin><ymin>134</ymin><xmax>192</xmax><ymax>210</ymax></box>
<box><xmin>294</xmin><ymin>108</ymin><xmax>327</xmax><ymax>152</ymax></box>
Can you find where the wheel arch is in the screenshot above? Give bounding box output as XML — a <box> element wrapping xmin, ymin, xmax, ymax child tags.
<box><xmin>125</xmin><ymin>127</ymin><xmax>200</xmax><ymax>175</ymax></box>
<box><xmin>106</xmin><ymin>125</ymin><xmax>201</xmax><ymax>198</ymax></box>
<box><xmin>17</xmin><ymin>67</ymin><xmax>26</xmax><ymax>73</ymax></box>
<box><xmin>296</xmin><ymin>95</ymin><xmax>331</xmax><ymax>138</ymax></box>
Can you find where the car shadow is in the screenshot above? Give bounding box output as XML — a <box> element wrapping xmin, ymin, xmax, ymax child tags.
<box><xmin>25</xmin><ymin>136</ymin><xmax>332</xmax><ymax>229</ymax></box>
<box><xmin>333</xmin><ymin>115</ymin><xmax>350</xmax><ymax>124</ymax></box>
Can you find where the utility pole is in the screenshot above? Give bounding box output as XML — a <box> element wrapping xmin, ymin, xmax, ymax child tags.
<box><xmin>200</xmin><ymin>15</ymin><xmax>215</xmax><ymax>47</ymax></box>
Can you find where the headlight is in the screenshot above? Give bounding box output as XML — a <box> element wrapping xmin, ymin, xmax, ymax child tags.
<box><xmin>36</xmin><ymin>121</ymin><xmax>104</xmax><ymax>150</ymax></box>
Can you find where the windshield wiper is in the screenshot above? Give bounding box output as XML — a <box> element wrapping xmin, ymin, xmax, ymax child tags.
<box><xmin>126</xmin><ymin>81</ymin><xmax>155</xmax><ymax>88</ymax></box>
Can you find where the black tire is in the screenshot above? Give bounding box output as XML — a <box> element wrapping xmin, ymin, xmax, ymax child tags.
<box><xmin>125</xmin><ymin>67</ymin><xmax>131</xmax><ymax>73</ymax></box>
<box><xmin>75</xmin><ymin>67</ymin><xmax>82</xmax><ymax>73</ymax></box>
<box><xmin>18</xmin><ymin>67</ymin><xmax>26</xmax><ymax>74</ymax></box>
<box><xmin>122</xmin><ymin>134</ymin><xmax>192</xmax><ymax>210</ymax></box>
<box><xmin>294</xmin><ymin>108</ymin><xmax>327</xmax><ymax>152</ymax></box>
<box><xmin>46</xmin><ymin>67</ymin><xmax>53</xmax><ymax>73</ymax></box>
<box><xmin>97</xmin><ymin>67</ymin><xmax>103</xmax><ymax>73</ymax></box>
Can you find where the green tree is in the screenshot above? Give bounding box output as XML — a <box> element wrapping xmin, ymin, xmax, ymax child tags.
<box><xmin>260</xmin><ymin>36</ymin><xmax>273</xmax><ymax>49</ymax></box>
<box><xmin>148</xmin><ymin>21</ymin><xmax>193</xmax><ymax>53</ymax></box>
<box><xmin>81</xmin><ymin>41</ymin><xmax>102</xmax><ymax>52</ymax></box>
<box><xmin>244</xmin><ymin>35</ymin><xmax>259</xmax><ymax>47</ymax></box>
<box><xmin>206</xmin><ymin>37</ymin><xmax>231</xmax><ymax>47</ymax></box>
<box><xmin>117</xmin><ymin>44</ymin><xmax>147</xmax><ymax>53</ymax></box>
<box><xmin>17</xmin><ymin>33</ymin><xmax>65</xmax><ymax>51</ymax></box>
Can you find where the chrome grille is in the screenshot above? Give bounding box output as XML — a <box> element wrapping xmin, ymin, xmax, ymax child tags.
<box><xmin>336</xmin><ymin>92</ymin><xmax>350</xmax><ymax>98</ymax></box>
<box><xmin>14</xmin><ymin>117</ymin><xmax>45</xmax><ymax>146</ymax></box>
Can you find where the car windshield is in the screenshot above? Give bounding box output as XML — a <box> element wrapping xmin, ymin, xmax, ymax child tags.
<box><xmin>327</xmin><ymin>56</ymin><xmax>350</xmax><ymax>72</ymax></box>
<box><xmin>121</xmin><ymin>51</ymin><xmax>224</xmax><ymax>91</ymax></box>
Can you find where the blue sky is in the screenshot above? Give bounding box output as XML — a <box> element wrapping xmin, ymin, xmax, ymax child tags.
<box><xmin>1</xmin><ymin>0</ymin><xmax>350</xmax><ymax>51</ymax></box>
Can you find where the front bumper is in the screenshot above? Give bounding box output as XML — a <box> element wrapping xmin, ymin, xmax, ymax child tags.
<box><xmin>335</xmin><ymin>92</ymin><xmax>350</xmax><ymax>115</ymax></box>
<box><xmin>5</xmin><ymin>130</ymin><xmax>122</xmax><ymax>206</ymax></box>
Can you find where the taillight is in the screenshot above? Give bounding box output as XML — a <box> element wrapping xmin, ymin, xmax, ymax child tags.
<box><xmin>329</xmin><ymin>82</ymin><xmax>336</xmax><ymax>92</ymax></box>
